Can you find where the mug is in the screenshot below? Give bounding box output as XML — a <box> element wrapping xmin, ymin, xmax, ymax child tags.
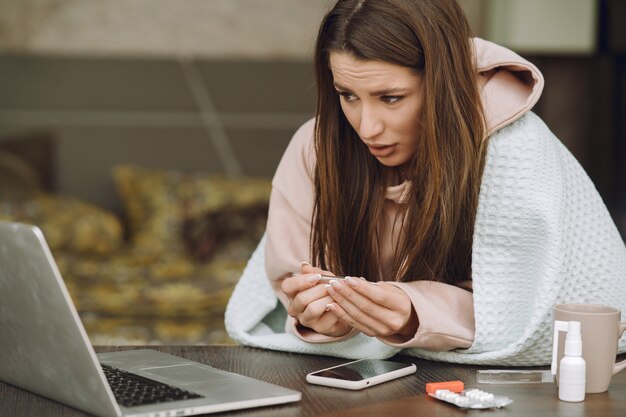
<box><xmin>554</xmin><ymin>303</ymin><xmax>626</xmax><ymax>393</ymax></box>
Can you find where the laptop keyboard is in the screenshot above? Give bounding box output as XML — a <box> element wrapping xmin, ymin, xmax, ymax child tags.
<box><xmin>101</xmin><ymin>364</ymin><xmax>204</xmax><ymax>408</ymax></box>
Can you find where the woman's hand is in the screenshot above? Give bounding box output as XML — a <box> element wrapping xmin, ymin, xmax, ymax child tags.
<box><xmin>280</xmin><ymin>263</ymin><xmax>353</xmax><ymax>337</ymax></box>
<box><xmin>324</xmin><ymin>277</ymin><xmax>418</xmax><ymax>338</ymax></box>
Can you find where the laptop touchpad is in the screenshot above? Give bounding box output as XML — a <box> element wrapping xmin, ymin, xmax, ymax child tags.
<box><xmin>141</xmin><ymin>364</ymin><xmax>234</xmax><ymax>383</ymax></box>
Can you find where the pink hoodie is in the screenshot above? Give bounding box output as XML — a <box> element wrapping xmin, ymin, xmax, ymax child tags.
<box><xmin>265</xmin><ymin>38</ymin><xmax>544</xmax><ymax>350</ymax></box>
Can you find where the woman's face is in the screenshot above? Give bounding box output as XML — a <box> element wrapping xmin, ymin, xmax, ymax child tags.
<box><xmin>329</xmin><ymin>51</ymin><xmax>423</xmax><ymax>168</ymax></box>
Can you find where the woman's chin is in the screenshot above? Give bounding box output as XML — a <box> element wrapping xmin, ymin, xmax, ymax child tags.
<box><xmin>373</xmin><ymin>154</ymin><xmax>410</xmax><ymax>168</ymax></box>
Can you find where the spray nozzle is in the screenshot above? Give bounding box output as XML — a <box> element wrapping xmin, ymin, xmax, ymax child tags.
<box><xmin>567</xmin><ymin>321</ymin><xmax>581</xmax><ymax>337</ymax></box>
<box><xmin>551</xmin><ymin>320</ymin><xmax>582</xmax><ymax>376</ymax></box>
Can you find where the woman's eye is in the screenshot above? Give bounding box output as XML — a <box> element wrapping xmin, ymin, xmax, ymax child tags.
<box><xmin>338</xmin><ymin>92</ymin><xmax>358</xmax><ymax>102</ymax></box>
<box><xmin>381</xmin><ymin>95</ymin><xmax>402</xmax><ymax>104</ymax></box>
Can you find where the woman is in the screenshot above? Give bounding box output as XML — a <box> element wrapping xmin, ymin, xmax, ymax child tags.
<box><xmin>226</xmin><ymin>0</ymin><xmax>625</xmax><ymax>364</ymax></box>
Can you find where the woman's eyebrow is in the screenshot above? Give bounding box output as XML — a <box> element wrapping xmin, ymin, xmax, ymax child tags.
<box><xmin>333</xmin><ymin>82</ymin><xmax>352</xmax><ymax>91</ymax></box>
<box><xmin>333</xmin><ymin>82</ymin><xmax>410</xmax><ymax>96</ymax></box>
<box><xmin>369</xmin><ymin>87</ymin><xmax>410</xmax><ymax>96</ymax></box>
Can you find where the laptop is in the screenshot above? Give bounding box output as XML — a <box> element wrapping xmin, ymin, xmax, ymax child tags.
<box><xmin>0</xmin><ymin>221</ymin><xmax>301</xmax><ymax>417</ymax></box>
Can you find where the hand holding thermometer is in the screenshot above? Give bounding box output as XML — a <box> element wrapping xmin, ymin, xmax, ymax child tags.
<box><xmin>317</xmin><ymin>275</ymin><xmax>348</xmax><ymax>282</ymax></box>
<box><xmin>291</xmin><ymin>273</ymin><xmax>348</xmax><ymax>282</ymax></box>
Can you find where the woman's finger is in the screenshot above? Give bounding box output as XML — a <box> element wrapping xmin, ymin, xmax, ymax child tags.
<box><xmin>345</xmin><ymin>278</ymin><xmax>406</xmax><ymax>309</ymax></box>
<box><xmin>287</xmin><ymin>283</ymin><xmax>329</xmax><ymax>317</ymax></box>
<box><xmin>325</xmin><ymin>280</ymin><xmax>390</xmax><ymax>334</ymax></box>
<box><xmin>294</xmin><ymin>294</ymin><xmax>353</xmax><ymax>337</ymax></box>
<box><xmin>301</xmin><ymin>262</ymin><xmax>334</xmax><ymax>277</ymax></box>
<box><xmin>325</xmin><ymin>301</ymin><xmax>377</xmax><ymax>337</ymax></box>
<box><xmin>325</xmin><ymin>278</ymin><xmax>413</xmax><ymax>336</ymax></box>
<box><xmin>281</xmin><ymin>273</ymin><xmax>322</xmax><ymax>298</ymax></box>
<box><xmin>298</xmin><ymin>295</ymin><xmax>333</xmax><ymax>327</ymax></box>
<box><xmin>327</xmin><ymin>279</ymin><xmax>388</xmax><ymax>319</ymax></box>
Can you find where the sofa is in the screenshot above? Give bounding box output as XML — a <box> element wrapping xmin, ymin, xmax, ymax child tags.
<box><xmin>0</xmin><ymin>160</ymin><xmax>270</xmax><ymax>345</ymax></box>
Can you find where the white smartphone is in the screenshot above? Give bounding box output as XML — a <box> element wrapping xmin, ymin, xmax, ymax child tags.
<box><xmin>306</xmin><ymin>359</ymin><xmax>417</xmax><ymax>390</ymax></box>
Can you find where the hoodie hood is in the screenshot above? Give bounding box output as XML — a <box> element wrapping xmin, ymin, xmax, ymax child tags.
<box><xmin>384</xmin><ymin>39</ymin><xmax>544</xmax><ymax>204</ymax></box>
<box><xmin>472</xmin><ymin>37</ymin><xmax>544</xmax><ymax>137</ymax></box>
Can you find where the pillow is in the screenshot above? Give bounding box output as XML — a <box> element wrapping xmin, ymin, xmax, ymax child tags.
<box><xmin>181</xmin><ymin>203</ymin><xmax>268</xmax><ymax>262</ymax></box>
<box><xmin>0</xmin><ymin>192</ymin><xmax>124</xmax><ymax>255</ymax></box>
<box><xmin>0</xmin><ymin>150</ymin><xmax>42</xmax><ymax>201</ymax></box>
<box><xmin>0</xmin><ymin>132</ymin><xmax>55</xmax><ymax>193</ymax></box>
<box><xmin>113</xmin><ymin>165</ymin><xmax>271</xmax><ymax>254</ymax></box>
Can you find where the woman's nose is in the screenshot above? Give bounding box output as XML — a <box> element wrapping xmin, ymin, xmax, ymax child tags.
<box><xmin>358</xmin><ymin>106</ymin><xmax>384</xmax><ymax>140</ymax></box>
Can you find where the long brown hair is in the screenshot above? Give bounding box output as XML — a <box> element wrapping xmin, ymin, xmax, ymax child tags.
<box><xmin>311</xmin><ymin>0</ymin><xmax>487</xmax><ymax>283</ymax></box>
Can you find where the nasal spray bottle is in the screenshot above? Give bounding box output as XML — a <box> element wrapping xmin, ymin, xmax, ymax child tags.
<box><xmin>551</xmin><ymin>320</ymin><xmax>586</xmax><ymax>402</ymax></box>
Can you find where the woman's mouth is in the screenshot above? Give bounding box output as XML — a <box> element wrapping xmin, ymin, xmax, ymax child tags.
<box><xmin>367</xmin><ymin>144</ymin><xmax>396</xmax><ymax>158</ymax></box>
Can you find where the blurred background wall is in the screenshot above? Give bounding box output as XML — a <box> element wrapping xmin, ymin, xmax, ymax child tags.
<box><xmin>0</xmin><ymin>0</ymin><xmax>332</xmax><ymax>215</ymax></box>
<box><xmin>0</xmin><ymin>0</ymin><xmax>623</xmax><ymax>236</ymax></box>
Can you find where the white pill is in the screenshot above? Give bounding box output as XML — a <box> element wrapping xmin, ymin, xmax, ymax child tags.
<box><xmin>435</xmin><ymin>389</ymin><xmax>450</xmax><ymax>397</ymax></box>
<box><xmin>454</xmin><ymin>397</ymin><xmax>470</xmax><ymax>406</ymax></box>
<box><xmin>466</xmin><ymin>391</ymin><xmax>479</xmax><ymax>399</ymax></box>
<box><xmin>445</xmin><ymin>392</ymin><xmax>459</xmax><ymax>400</ymax></box>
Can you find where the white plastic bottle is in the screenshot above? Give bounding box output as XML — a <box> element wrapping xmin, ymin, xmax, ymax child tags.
<box><xmin>551</xmin><ymin>320</ymin><xmax>586</xmax><ymax>402</ymax></box>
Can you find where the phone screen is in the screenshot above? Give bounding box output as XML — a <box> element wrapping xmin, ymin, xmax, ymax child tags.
<box><xmin>310</xmin><ymin>360</ymin><xmax>411</xmax><ymax>381</ymax></box>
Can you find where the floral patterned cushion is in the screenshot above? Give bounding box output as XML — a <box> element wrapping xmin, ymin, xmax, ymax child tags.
<box><xmin>0</xmin><ymin>192</ymin><xmax>123</xmax><ymax>255</ymax></box>
<box><xmin>0</xmin><ymin>164</ymin><xmax>271</xmax><ymax>345</ymax></box>
<box><xmin>113</xmin><ymin>164</ymin><xmax>271</xmax><ymax>254</ymax></box>
<box><xmin>58</xmin><ymin>245</ymin><xmax>252</xmax><ymax>319</ymax></box>
<box><xmin>181</xmin><ymin>202</ymin><xmax>267</xmax><ymax>262</ymax></box>
<box><xmin>82</xmin><ymin>315</ymin><xmax>232</xmax><ymax>346</ymax></box>
<box><xmin>52</xmin><ymin>165</ymin><xmax>272</xmax><ymax>345</ymax></box>
<box><xmin>56</xmin><ymin>233</ymin><xmax>259</xmax><ymax>345</ymax></box>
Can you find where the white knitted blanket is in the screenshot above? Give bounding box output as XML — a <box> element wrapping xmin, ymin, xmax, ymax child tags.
<box><xmin>225</xmin><ymin>113</ymin><xmax>626</xmax><ymax>365</ymax></box>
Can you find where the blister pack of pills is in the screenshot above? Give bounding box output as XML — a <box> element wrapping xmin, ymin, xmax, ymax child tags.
<box><xmin>429</xmin><ymin>388</ymin><xmax>513</xmax><ymax>409</ymax></box>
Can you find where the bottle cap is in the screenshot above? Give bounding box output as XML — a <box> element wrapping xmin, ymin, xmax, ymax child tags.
<box><xmin>564</xmin><ymin>321</ymin><xmax>582</xmax><ymax>357</ymax></box>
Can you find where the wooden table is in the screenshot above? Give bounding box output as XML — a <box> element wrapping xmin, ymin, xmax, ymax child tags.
<box><xmin>1</xmin><ymin>345</ymin><xmax>625</xmax><ymax>416</ymax></box>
